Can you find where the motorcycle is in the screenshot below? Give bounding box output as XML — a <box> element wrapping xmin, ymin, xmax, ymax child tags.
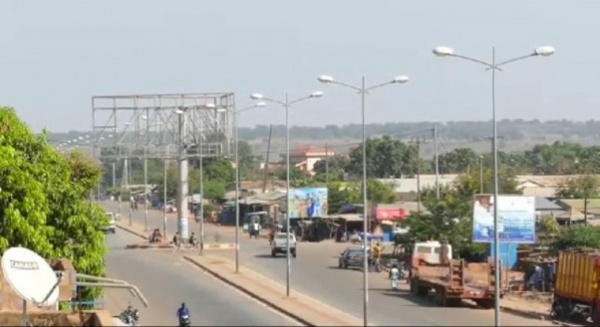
<box><xmin>119</xmin><ymin>307</ymin><xmax>140</xmax><ymax>326</ymax></box>
<box><xmin>179</xmin><ymin>314</ymin><xmax>191</xmax><ymax>327</ymax></box>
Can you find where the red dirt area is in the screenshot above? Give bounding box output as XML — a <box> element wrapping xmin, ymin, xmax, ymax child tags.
<box><xmin>0</xmin><ymin>312</ymin><xmax>93</xmax><ymax>326</ymax></box>
<box><xmin>466</xmin><ymin>263</ymin><xmax>524</xmax><ymax>288</ymax></box>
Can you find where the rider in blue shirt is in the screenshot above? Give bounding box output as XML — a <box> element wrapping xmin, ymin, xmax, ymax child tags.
<box><xmin>177</xmin><ymin>303</ymin><xmax>190</xmax><ymax>319</ymax></box>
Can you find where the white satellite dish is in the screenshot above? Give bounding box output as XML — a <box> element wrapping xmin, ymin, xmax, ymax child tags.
<box><xmin>1</xmin><ymin>247</ymin><xmax>60</xmax><ymax>307</ymax></box>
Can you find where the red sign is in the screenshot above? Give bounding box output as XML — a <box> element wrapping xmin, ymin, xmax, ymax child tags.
<box><xmin>373</xmin><ymin>207</ymin><xmax>406</xmax><ymax>221</ymax></box>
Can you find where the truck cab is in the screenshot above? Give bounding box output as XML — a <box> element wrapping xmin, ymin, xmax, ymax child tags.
<box><xmin>411</xmin><ymin>241</ymin><xmax>453</xmax><ymax>266</ymax></box>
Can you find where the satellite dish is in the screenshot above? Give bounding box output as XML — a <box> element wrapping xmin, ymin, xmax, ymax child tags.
<box><xmin>1</xmin><ymin>247</ymin><xmax>60</xmax><ymax>307</ymax></box>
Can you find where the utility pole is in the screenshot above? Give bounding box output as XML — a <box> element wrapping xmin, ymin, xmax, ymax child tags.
<box><xmin>325</xmin><ymin>143</ymin><xmax>329</xmax><ymax>185</ymax></box>
<box><xmin>112</xmin><ymin>162</ymin><xmax>116</xmax><ymax>188</ymax></box>
<box><xmin>433</xmin><ymin>125</ymin><xmax>440</xmax><ymax>199</ymax></box>
<box><xmin>413</xmin><ymin>138</ymin><xmax>422</xmax><ymax>212</ymax></box>
<box><xmin>262</xmin><ymin>125</ymin><xmax>273</xmax><ymax>193</ymax></box>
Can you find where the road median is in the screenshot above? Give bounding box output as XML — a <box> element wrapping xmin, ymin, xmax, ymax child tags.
<box><xmin>116</xmin><ymin>222</ymin><xmax>235</xmax><ymax>250</ymax></box>
<box><xmin>183</xmin><ymin>254</ymin><xmax>370</xmax><ymax>327</ymax></box>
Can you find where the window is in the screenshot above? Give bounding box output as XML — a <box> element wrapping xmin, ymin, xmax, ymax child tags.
<box><xmin>416</xmin><ymin>246</ymin><xmax>432</xmax><ymax>254</ymax></box>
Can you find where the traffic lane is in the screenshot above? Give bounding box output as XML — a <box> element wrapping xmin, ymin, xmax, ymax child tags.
<box><xmin>102</xmin><ymin>202</ymin><xmax>552</xmax><ymax>325</ymax></box>
<box><xmin>221</xmin><ymin>242</ymin><xmax>555</xmax><ymax>326</ymax></box>
<box><xmin>102</xmin><ymin>201</ymin><xmax>236</xmax><ymax>242</ymax></box>
<box><xmin>105</xmin><ymin>230</ymin><xmax>299</xmax><ymax>326</ymax></box>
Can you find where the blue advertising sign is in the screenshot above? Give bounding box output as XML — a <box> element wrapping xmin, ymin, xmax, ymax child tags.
<box><xmin>472</xmin><ymin>194</ymin><xmax>536</xmax><ymax>244</ymax></box>
<box><xmin>287</xmin><ymin>187</ymin><xmax>328</xmax><ymax>218</ymax></box>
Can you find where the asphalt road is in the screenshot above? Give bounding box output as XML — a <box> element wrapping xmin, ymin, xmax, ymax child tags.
<box><xmin>104</xmin><ymin>224</ymin><xmax>299</xmax><ymax>326</ymax></box>
<box><xmin>103</xmin><ymin>201</ymin><xmax>555</xmax><ymax>326</ymax></box>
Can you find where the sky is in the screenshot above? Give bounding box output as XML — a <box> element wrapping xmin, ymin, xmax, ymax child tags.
<box><xmin>0</xmin><ymin>0</ymin><xmax>597</xmax><ymax>133</ymax></box>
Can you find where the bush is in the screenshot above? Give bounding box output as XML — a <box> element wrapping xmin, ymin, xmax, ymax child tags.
<box><xmin>0</xmin><ymin>107</ymin><xmax>107</xmax><ymax>301</ymax></box>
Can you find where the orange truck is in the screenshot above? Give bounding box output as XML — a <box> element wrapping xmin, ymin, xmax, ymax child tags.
<box><xmin>551</xmin><ymin>251</ymin><xmax>600</xmax><ymax>324</ymax></box>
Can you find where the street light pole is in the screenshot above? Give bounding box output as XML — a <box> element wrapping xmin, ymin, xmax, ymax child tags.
<box><xmin>199</xmin><ymin>119</ymin><xmax>205</xmax><ymax>254</ymax></box>
<box><xmin>433</xmin><ymin>45</ymin><xmax>555</xmax><ymax>326</ymax></box>
<box><xmin>317</xmin><ymin>74</ymin><xmax>409</xmax><ymax>327</ymax></box>
<box><xmin>249</xmin><ymin>92</ymin><xmax>324</xmax><ymax>297</ymax></box>
<box><xmin>234</xmin><ymin>102</ymin><xmax>267</xmax><ymax>273</ymax></box>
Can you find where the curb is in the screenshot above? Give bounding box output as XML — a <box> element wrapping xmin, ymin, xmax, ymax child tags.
<box><xmin>116</xmin><ymin>224</ymin><xmax>148</xmax><ymax>240</ymax></box>
<box><xmin>183</xmin><ymin>256</ymin><xmax>315</xmax><ymax>327</ymax></box>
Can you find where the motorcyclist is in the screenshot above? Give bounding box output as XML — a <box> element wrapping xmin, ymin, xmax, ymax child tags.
<box><xmin>177</xmin><ymin>302</ymin><xmax>190</xmax><ymax>321</ymax></box>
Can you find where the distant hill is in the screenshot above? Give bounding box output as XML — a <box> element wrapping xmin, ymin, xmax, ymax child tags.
<box><xmin>238</xmin><ymin>119</ymin><xmax>600</xmax><ymax>142</ymax></box>
<box><xmin>47</xmin><ymin>119</ymin><xmax>600</xmax><ymax>159</ymax></box>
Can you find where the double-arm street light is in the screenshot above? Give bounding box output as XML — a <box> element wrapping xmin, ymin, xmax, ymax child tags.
<box><xmin>317</xmin><ymin>74</ymin><xmax>408</xmax><ymax>326</ymax></box>
<box><xmin>249</xmin><ymin>91</ymin><xmax>324</xmax><ymax>297</ymax></box>
<box><xmin>234</xmin><ymin>102</ymin><xmax>268</xmax><ymax>273</ymax></box>
<box><xmin>433</xmin><ymin>45</ymin><xmax>555</xmax><ymax>326</ymax></box>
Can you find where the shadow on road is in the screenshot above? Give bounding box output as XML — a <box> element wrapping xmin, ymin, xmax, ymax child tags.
<box><xmin>379</xmin><ymin>290</ymin><xmax>437</xmax><ymax>307</ymax></box>
<box><xmin>254</xmin><ymin>254</ymin><xmax>284</xmax><ymax>259</ymax></box>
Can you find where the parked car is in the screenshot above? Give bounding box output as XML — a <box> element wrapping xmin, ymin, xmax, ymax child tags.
<box><xmin>102</xmin><ymin>212</ymin><xmax>117</xmax><ymax>234</ymax></box>
<box><xmin>338</xmin><ymin>247</ymin><xmax>364</xmax><ymax>269</ymax></box>
<box><xmin>271</xmin><ymin>233</ymin><xmax>296</xmax><ymax>258</ymax></box>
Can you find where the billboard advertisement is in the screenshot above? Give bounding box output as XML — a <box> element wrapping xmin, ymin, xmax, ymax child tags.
<box><xmin>472</xmin><ymin>194</ymin><xmax>536</xmax><ymax>244</ymax></box>
<box><xmin>287</xmin><ymin>187</ymin><xmax>328</xmax><ymax>218</ymax></box>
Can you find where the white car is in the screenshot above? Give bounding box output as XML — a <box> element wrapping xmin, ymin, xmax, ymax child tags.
<box><xmin>271</xmin><ymin>233</ymin><xmax>297</xmax><ymax>258</ymax></box>
<box><xmin>102</xmin><ymin>212</ymin><xmax>117</xmax><ymax>234</ymax></box>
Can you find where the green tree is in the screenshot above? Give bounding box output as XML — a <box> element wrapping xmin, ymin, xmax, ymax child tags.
<box><xmin>237</xmin><ymin>140</ymin><xmax>256</xmax><ymax>178</ymax></box>
<box><xmin>397</xmin><ymin>166</ymin><xmax>519</xmax><ymax>259</ymax></box>
<box><xmin>555</xmin><ymin>175</ymin><xmax>600</xmax><ymax>199</ymax></box>
<box><xmin>0</xmin><ymin>107</ymin><xmax>107</xmax><ymax>301</ymax></box>
<box><xmin>437</xmin><ymin>148</ymin><xmax>478</xmax><ymax>174</ymax></box>
<box><xmin>367</xmin><ymin>179</ymin><xmax>397</xmax><ymax>203</ymax></box>
<box><xmin>327</xmin><ymin>182</ymin><xmax>360</xmax><ymax>214</ymax></box>
<box><xmin>313</xmin><ymin>155</ymin><xmax>350</xmax><ymax>182</ymax></box>
<box><xmin>348</xmin><ymin>136</ymin><xmax>416</xmax><ymax>178</ymax></box>
<box><xmin>551</xmin><ymin>225</ymin><xmax>600</xmax><ymax>253</ymax></box>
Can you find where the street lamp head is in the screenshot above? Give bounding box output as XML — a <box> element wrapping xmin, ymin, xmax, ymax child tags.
<box><xmin>310</xmin><ymin>91</ymin><xmax>324</xmax><ymax>98</ymax></box>
<box><xmin>318</xmin><ymin>75</ymin><xmax>335</xmax><ymax>83</ymax></box>
<box><xmin>392</xmin><ymin>75</ymin><xmax>409</xmax><ymax>84</ymax></box>
<box><xmin>433</xmin><ymin>46</ymin><xmax>454</xmax><ymax>57</ymax></box>
<box><xmin>216</xmin><ymin>108</ymin><xmax>227</xmax><ymax>113</ymax></box>
<box><xmin>255</xmin><ymin>101</ymin><xmax>267</xmax><ymax>107</ymax></box>
<box><xmin>175</xmin><ymin>109</ymin><xmax>184</xmax><ymax>114</ymax></box>
<box><xmin>141</xmin><ymin>115</ymin><xmax>148</xmax><ymax>120</ymax></box>
<box><xmin>204</xmin><ymin>103</ymin><xmax>216</xmax><ymax>109</ymax></box>
<box><xmin>250</xmin><ymin>93</ymin><xmax>264</xmax><ymax>100</ymax></box>
<box><xmin>534</xmin><ymin>46</ymin><xmax>556</xmax><ymax>57</ymax></box>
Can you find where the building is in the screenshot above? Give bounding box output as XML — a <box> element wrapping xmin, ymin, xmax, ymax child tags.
<box><xmin>376</xmin><ymin>175</ymin><xmax>460</xmax><ymax>200</ymax></box>
<box><xmin>283</xmin><ymin>145</ymin><xmax>336</xmax><ymax>175</ymax></box>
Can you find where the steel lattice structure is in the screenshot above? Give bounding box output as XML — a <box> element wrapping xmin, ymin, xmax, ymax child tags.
<box><xmin>91</xmin><ymin>93</ymin><xmax>235</xmax><ymax>158</ymax></box>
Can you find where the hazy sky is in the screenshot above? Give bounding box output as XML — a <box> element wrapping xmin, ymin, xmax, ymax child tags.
<box><xmin>0</xmin><ymin>0</ymin><xmax>597</xmax><ymax>132</ymax></box>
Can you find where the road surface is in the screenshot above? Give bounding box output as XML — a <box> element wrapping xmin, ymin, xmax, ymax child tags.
<box><xmin>105</xmin><ymin>224</ymin><xmax>299</xmax><ymax>326</ymax></box>
<box><xmin>103</xmin><ymin>201</ymin><xmax>555</xmax><ymax>326</ymax></box>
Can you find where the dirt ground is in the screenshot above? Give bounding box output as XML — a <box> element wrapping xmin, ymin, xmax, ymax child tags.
<box><xmin>0</xmin><ymin>312</ymin><xmax>93</xmax><ymax>326</ymax></box>
<box><xmin>466</xmin><ymin>263</ymin><xmax>525</xmax><ymax>289</ymax></box>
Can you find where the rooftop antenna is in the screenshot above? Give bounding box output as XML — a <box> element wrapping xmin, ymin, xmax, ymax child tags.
<box><xmin>1</xmin><ymin>247</ymin><xmax>63</xmax><ymax>327</ymax></box>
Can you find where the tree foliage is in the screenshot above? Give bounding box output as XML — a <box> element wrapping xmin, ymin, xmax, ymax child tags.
<box><xmin>156</xmin><ymin>158</ymin><xmax>235</xmax><ymax>202</ymax></box>
<box><xmin>0</xmin><ymin>107</ymin><xmax>107</xmax><ymax>301</ymax></box>
<box><xmin>555</xmin><ymin>175</ymin><xmax>600</xmax><ymax>199</ymax></box>
<box><xmin>551</xmin><ymin>225</ymin><xmax>600</xmax><ymax>253</ymax></box>
<box><xmin>348</xmin><ymin>136</ymin><xmax>418</xmax><ymax>178</ymax></box>
<box><xmin>396</xmin><ymin>166</ymin><xmax>520</xmax><ymax>259</ymax></box>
